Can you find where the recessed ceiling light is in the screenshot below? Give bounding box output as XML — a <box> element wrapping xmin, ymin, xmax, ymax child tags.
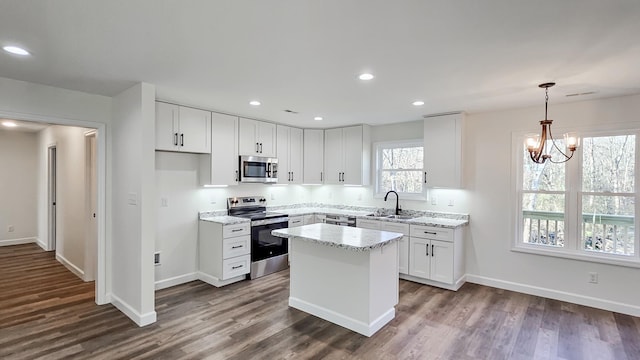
<box><xmin>3</xmin><ymin>46</ymin><xmax>30</xmax><ymax>56</ymax></box>
<box><xmin>314</xmin><ymin>116</ymin><xmax>323</xmax><ymax>121</ymax></box>
<box><xmin>412</xmin><ymin>100</ymin><xmax>425</xmax><ymax>106</ymax></box>
<box><xmin>2</xmin><ymin>121</ymin><xmax>18</xmax><ymax>127</ymax></box>
<box><xmin>249</xmin><ymin>100</ymin><xmax>261</xmax><ymax>106</ymax></box>
<box><xmin>358</xmin><ymin>73</ymin><xmax>374</xmax><ymax>81</ymax></box>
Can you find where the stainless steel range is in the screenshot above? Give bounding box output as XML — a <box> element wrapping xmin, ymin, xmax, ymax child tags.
<box><xmin>228</xmin><ymin>196</ymin><xmax>289</xmax><ymax>279</ymax></box>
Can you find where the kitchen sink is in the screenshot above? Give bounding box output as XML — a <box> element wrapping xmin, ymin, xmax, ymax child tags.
<box><xmin>383</xmin><ymin>215</ymin><xmax>414</xmax><ymax>220</ymax></box>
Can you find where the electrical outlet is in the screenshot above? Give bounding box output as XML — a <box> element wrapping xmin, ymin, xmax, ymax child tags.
<box><xmin>8</xmin><ymin>225</ymin><xmax>15</xmax><ymax>232</ymax></box>
<box><xmin>431</xmin><ymin>195</ymin><xmax>438</xmax><ymax>205</ymax></box>
<box><xmin>589</xmin><ymin>272</ymin><xmax>598</xmax><ymax>284</ymax></box>
<box><xmin>154</xmin><ymin>252</ymin><xmax>161</xmax><ymax>266</ymax></box>
<box><xmin>271</xmin><ymin>193</ymin><xmax>275</xmax><ymax>200</ymax></box>
<box><xmin>448</xmin><ymin>199</ymin><xmax>455</xmax><ymax>206</ymax></box>
<box><xmin>161</xmin><ymin>198</ymin><xmax>168</xmax><ymax>207</ymax></box>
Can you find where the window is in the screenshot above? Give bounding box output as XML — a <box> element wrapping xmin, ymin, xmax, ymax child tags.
<box><xmin>515</xmin><ymin>129</ymin><xmax>639</xmax><ymax>265</ymax></box>
<box><xmin>375</xmin><ymin>140</ymin><xmax>424</xmax><ymax>198</ymax></box>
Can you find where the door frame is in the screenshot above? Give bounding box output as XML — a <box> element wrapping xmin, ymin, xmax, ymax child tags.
<box><xmin>0</xmin><ymin>110</ymin><xmax>108</xmax><ymax>305</ymax></box>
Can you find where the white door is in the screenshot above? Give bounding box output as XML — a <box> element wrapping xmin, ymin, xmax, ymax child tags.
<box><xmin>47</xmin><ymin>146</ymin><xmax>57</xmax><ymax>251</ymax></box>
<box><xmin>342</xmin><ymin>125</ymin><xmax>363</xmax><ymax>185</ymax></box>
<box><xmin>323</xmin><ymin>128</ymin><xmax>343</xmax><ymax>184</ymax></box>
<box><xmin>430</xmin><ymin>240</ymin><xmax>454</xmax><ymax>284</ymax></box>
<box><xmin>276</xmin><ymin>125</ymin><xmax>290</xmax><ymax>184</ymax></box>
<box><xmin>238</xmin><ymin>118</ymin><xmax>259</xmax><ymax>155</ymax></box>
<box><xmin>289</xmin><ymin>127</ymin><xmax>303</xmax><ymax>184</ymax></box>
<box><xmin>408</xmin><ymin>237</ymin><xmax>430</xmax><ymax>278</ymax></box>
<box><xmin>257</xmin><ymin>121</ymin><xmax>277</xmax><ymax>157</ymax></box>
<box><xmin>84</xmin><ymin>133</ymin><xmax>98</xmax><ymax>281</ymax></box>
<box><xmin>209</xmin><ymin>113</ymin><xmax>239</xmax><ymax>185</ymax></box>
<box><xmin>155</xmin><ymin>102</ymin><xmax>179</xmax><ymax>151</ymax></box>
<box><xmin>303</xmin><ymin>129</ymin><xmax>324</xmax><ymax>184</ymax></box>
<box><xmin>178</xmin><ymin>106</ymin><xmax>211</xmax><ymax>153</ymax></box>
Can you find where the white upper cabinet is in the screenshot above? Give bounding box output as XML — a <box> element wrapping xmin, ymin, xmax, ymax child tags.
<box><xmin>276</xmin><ymin>125</ymin><xmax>303</xmax><ymax>184</ymax></box>
<box><xmin>155</xmin><ymin>102</ymin><xmax>211</xmax><ymax>154</ymax></box>
<box><xmin>323</xmin><ymin>125</ymin><xmax>371</xmax><ymax>185</ymax></box>
<box><xmin>239</xmin><ymin>118</ymin><xmax>276</xmax><ymax>157</ymax></box>
<box><xmin>423</xmin><ymin>113</ymin><xmax>464</xmax><ymax>188</ymax></box>
<box><xmin>200</xmin><ymin>112</ymin><xmax>239</xmax><ymax>186</ymax></box>
<box><xmin>303</xmin><ymin>129</ymin><xmax>324</xmax><ymax>184</ymax></box>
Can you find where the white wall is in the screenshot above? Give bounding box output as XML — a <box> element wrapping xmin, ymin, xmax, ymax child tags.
<box><xmin>111</xmin><ymin>82</ymin><xmax>157</xmax><ymax>326</ymax></box>
<box><xmin>465</xmin><ymin>93</ymin><xmax>640</xmax><ymax>315</ymax></box>
<box><xmin>0</xmin><ymin>130</ymin><xmax>38</xmax><ymax>245</ymax></box>
<box><xmin>36</xmin><ymin>125</ymin><xmax>92</xmax><ymax>278</ymax></box>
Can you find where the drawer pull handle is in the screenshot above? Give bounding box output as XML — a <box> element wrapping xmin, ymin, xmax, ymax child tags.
<box><xmin>231</xmin><ymin>245</ymin><xmax>243</xmax><ymax>249</ymax></box>
<box><xmin>232</xmin><ymin>265</ymin><xmax>243</xmax><ymax>270</ymax></box>
<box><xmin>424</xmin><ymin>231</ymin><xmax>437</xmax><ymax>235</ymax></box>
<box><xmin>231</xmin><ymin>228</ymin><xmax>243</xmax><ymax>232</ymax></box>
<box><xmin>432</xmin><ymin>244</ymin><xmax>434</xmax><ymax>257</ymax></box>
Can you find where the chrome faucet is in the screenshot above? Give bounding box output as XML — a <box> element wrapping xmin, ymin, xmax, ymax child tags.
<box><xmin>384</xmin><ymin>190</ymin><xmax>400</xmax><ymax>215</ymax></box>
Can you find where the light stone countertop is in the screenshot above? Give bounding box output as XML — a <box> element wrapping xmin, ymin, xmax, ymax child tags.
<box><xmin>272</xmin><ymin>223</ymin><xmax>402</xmax><ymax>251</ymax></box>
<box><xmin>273</xmin><ymin>207</ymin><xmax>375</xmax><ymax>217</ymax></box>
<box><xmin>199</xmin><ymin>215</ymin><xmax>250</xmax><ymax>225</ymax></box>
<box><xmin>406</xmin><ymin>217</ymin><xmax>468</xmax><ymax>228</ymax></box>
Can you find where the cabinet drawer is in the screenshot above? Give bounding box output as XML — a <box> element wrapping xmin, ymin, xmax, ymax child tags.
<box><xmin>223</xmin><ymin>235</ymin><xmax>251</xmax><ymax>259</ymax></box>
<box><xmin>288</xmin><ymin>216</ymin><xmax>303</xmax><ymax>227</ymax></box>
<box><xmin>223</xmin><ymin>223</ymin><xmax>250</xmax><ymax>238</ymax></box>
<box><xmin>410</xmin><ymin>225</ymin><xmax>453</xmax><ymax>241</ymax></box>
<box><xmin>356</xmin><ymin>218</ymin><xmax>382</xmax><ymax>230</ymax></box>
<box><xmin>222</xmin><ymin>254</ymin><xmax>251</xmax><ymax>279</ymax></box>
<box><xmin>381</xmin><ymin>222</ymin><xmax>409</xmax><ymax>235</ymax></box>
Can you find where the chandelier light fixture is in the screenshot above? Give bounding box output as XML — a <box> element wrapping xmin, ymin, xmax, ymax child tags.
<box><xmin>525</xmin><ymin>82</ymin><xmax>579</xmax><ymax>164</ymax></box>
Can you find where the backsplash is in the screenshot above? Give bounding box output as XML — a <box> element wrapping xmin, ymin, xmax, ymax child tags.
<box><xmin>268</xmin><ymin>203</ymin><xmax>469</xmax><ymax>221</ymax></box>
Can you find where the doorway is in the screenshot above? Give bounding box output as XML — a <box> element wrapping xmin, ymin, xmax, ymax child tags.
<box><xmin>48</xmin><ymin>145</ymin><xmax>57</xmax><ymax>251</ymax></box>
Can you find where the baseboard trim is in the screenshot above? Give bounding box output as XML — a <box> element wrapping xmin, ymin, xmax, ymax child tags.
<box><xmin>289</xmin><ymin>296</ymin><xmax>395</xmax><ymax>337</ymax></box>
<box><xmin>399</xmin><ymin>273</ymin><xmax>466</xmax><ymax>291</ymax></box>
<box><xmin>56</xmin><ymin>253</ymin><xmax>85</xmax><ymax>280</ymax></box>
<box><xmin>0</xmin><ymin>237</ymin><xmax>36</xmax><ymax>247</ymax></box>
<box><xmin>110</xmin><ymin>293</ymin><xmax>157</xmax><ymax>327</ymax></box>
<box><xmin>197</xmin><ymin>271</ymin><xmax>246</xmax><ymax>287</ymax></box>
<box><xmin>465</xmin><ymin>274</ymin><xmax>640</xmax><ymax>317</ymax></box>
<box><xmin>36</xmin><ymin>238</ymin><xmax>48</xmax><ymax>251</ymax></box>
<box><xmin>155</xmin><ymin>272</ymin><xmax>198</xmax><ymax>290</ymax></box>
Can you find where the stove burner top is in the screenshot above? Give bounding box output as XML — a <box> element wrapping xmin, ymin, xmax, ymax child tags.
<box><xmin>235</xmin><ymin>211</ymin><xmax>286</xmax><ymax>221</ymax></box>
<box><xmin>227</xmin><ymin>196</ymin><xmax>287</xmax><ymax>221</ymax></box>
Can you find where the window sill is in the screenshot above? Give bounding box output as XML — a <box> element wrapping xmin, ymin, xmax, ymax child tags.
<box><xmin>512</xmin><ymin>244</ymin><xmax>640</xmax><ymax>269</ymax></box>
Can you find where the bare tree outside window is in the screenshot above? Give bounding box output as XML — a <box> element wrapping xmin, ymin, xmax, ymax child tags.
<box><xmin>376</xmin><ymin>141</ymin><xmax>424</xmax><ymax>197</ymax></box>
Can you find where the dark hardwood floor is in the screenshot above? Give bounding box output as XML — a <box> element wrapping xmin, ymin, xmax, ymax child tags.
<box><xmin>1</xmin><ymin>243</ymin><xmax>639</xmax><ymax>360</ymax></box>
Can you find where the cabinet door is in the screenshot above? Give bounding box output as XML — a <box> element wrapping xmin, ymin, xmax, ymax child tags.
<box><xmin>155</xmin><ymin>102</ymin><xmax>179</xmax><ymax>151</ymax></box>
<box><xmin>409</xmin><ymin>237</ymin><xmax>430</xmax><ymax>278</ymax></box>
<box><xmin>303</xmin><ymin>129</ymin><xmax>324</xmax><ymax>184</ymax></box>
<box><xmin>356</xmin><ymin>218</ymin><xmax>381</xmax><ymax>230</ymax></box>
<box><xmin>288</xmin><ymin>216</ymin><xmax>303</xmax><ymax>228</ymax></box>
<box><xmin>342</xmin><ymin>125</ymin><xmax>363</xmax><ymax>185</ymax></box>
<box><xmin>424</xmin><ymin>114</ymin><xmax>462</xmax><ymax>188</ymax></box>
<box><xmin>289</xmin><ymin>127</ymin><xmax>303</xmax><ymax>184</ymax></box>
<box><xmin>430</xmin><ymin>239</ymin><xmax>454</xmax><ymax>284</ymax></box>
<box><xmin>239</xmin><ymin>118</ymin><xmax>259</xmax><ymax>155</ymax></box>
<box><xmin>178</xmin><ymin>106</ymin><xmax>211</xmax><ymax>154</ymax></box>
<box><xmin>208</xmin><ymin>112</ymin><xmax>239</xmax><ymax>185</ymax></box>
<box><xmin>398</xmin><ymin>236</ymin><xmax>409</xmax><ymax>275</ymax></box>
<box><xmin>276</xmin><ymin>125</ymin><xmax>290</xmax><ymax>184</ymax></box>
<box><xmin>257</xmin><ymin>121</ymin><xmax>277</xmax><ymax>157</ymax></box>
<box><xmin>303</xmin><ymin>214</ymin><xmax>314</xmax><ymax>225</ymax></box>
<box><xmin>323</xmin><ymin>128</ymin><xmax>343</xmax><ymax>184</ymax></box>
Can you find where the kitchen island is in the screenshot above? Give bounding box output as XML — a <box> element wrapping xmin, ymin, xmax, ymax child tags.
<box><xmin>272</xmin><ymin>223</ymin><xmax>402</xmax><ymax>337</ymax></box>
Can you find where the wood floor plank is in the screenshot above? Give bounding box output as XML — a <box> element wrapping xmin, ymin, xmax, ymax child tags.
<box><xmin>1</xmin><ymin>243</ymin><xmax>639</xmax><ymax>360</ymax></box>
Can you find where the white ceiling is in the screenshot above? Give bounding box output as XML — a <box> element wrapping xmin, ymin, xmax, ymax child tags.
<box><xmin>1</xmin><ymin>1</ymin><xmax>639</xmax><ymax>128</ymax></box>
<box><xmin>0</xmin><ymin>119</ymin><xmax>49</xmax><ymax>133</ymax></box>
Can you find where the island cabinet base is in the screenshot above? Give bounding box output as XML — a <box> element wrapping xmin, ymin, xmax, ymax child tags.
<box><xmin>289</xmin><ymin>238</ymin><xmax>398</xmax><ymax>337</ymax></box>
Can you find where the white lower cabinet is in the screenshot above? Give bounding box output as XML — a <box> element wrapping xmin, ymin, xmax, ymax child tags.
<box><xmin>407</xmin><ymin>224</ymin><xmax>464</xmax><ymax>290</ymax></box>
<box><xmin>380</xmin><ymin>222</ymin><xmax>409</xmax><ymax>275</ymax></box>
<box><xmin>198</xmin><ymin>221</ymin><xmax>251</xmax><ymax>287</ymax></box>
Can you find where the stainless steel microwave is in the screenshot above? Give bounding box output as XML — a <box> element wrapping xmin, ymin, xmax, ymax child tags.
<box><xmin>239</xmin><ymin>155</ymin><xmax>278</xmax><ymax>183</ymax></box>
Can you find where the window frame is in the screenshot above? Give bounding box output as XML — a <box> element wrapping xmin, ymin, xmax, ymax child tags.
<box><xmin>512</xmin><ymin>126</ymin><xmax>640</xmax><ymax>268</ymax></box>
<box><xmin>374</xmin><ymin>139</ymin><xmax>426</xmax><ymax>200</ymax></box>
